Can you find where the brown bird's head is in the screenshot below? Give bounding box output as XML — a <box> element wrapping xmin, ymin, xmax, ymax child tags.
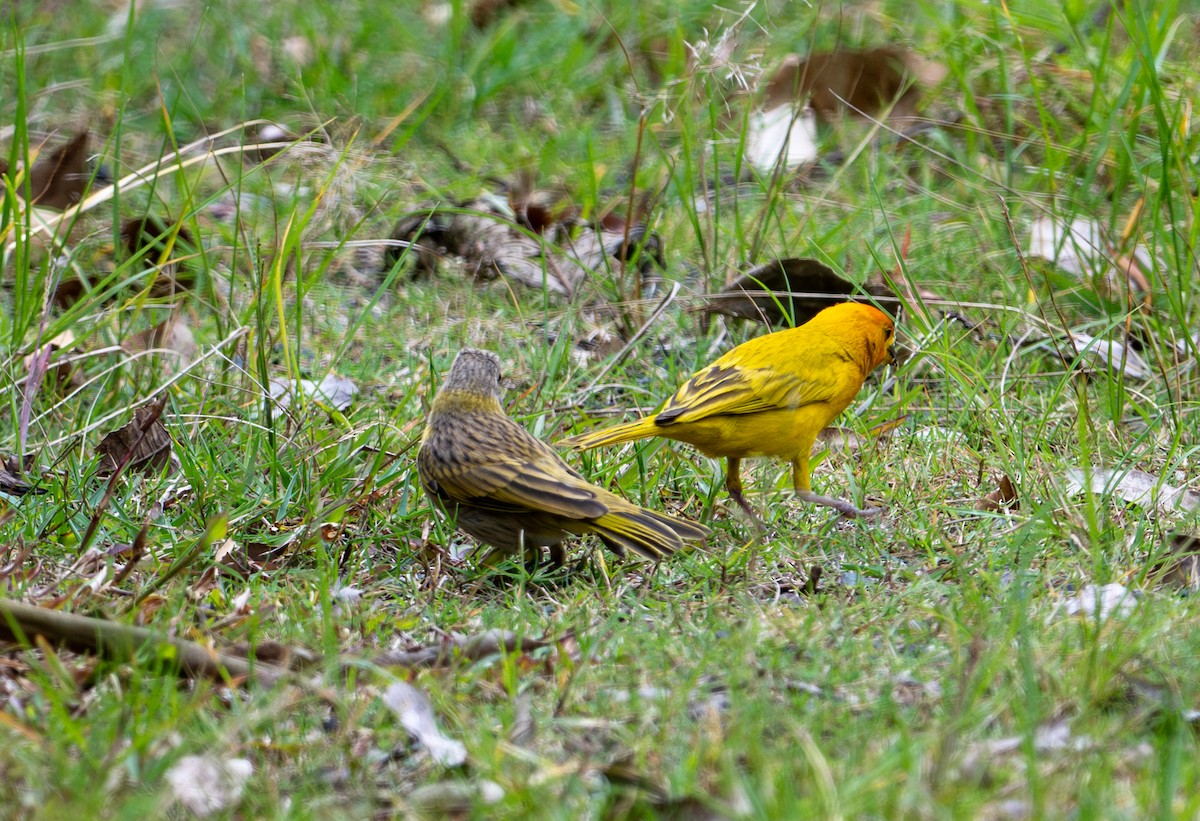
<box><xmin>433</xmin><ymin>348</ymin><xmax>505</xmax><ymax>411</ymax></box>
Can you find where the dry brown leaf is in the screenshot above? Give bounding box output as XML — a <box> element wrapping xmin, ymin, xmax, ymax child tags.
<box><xmin>95</xmin><ymin>400</ymin><xmax>175</xmax><ymax>476</ymax></box>
<box><xmin>50</xmin><ymin>278</ymin><xmax>90</xmax><ymax>310</ymax></box>
<box><xmin>121</xmin><ymin>315</ymin><xmax>197</xmax><ymax>365</ymax></box>
<box><xmin>573</xmin><ymin>324</ymin><xmax>624</xmax><ymax>361</ymax></box>
<box><xmin>470</xmin><ymin>0</ymin><xmax>531</xmax><ymax>27</ymax></box>
<box><xmin>600</xmin><ymin>754</ymin><xmax>670</xmax><ymax>802</ymax></box>
<box><xmin>390</xmin><ymin>201</ymin><xmax>585</xmax><ymax>294</ymax></box>
<box><xmin>25</xmin><ymin>131</ymin><xmax>92</xmax><ymax>210</ymax></box>
<box><xmin>217</xmin><ymin>540</ymin><xmax>291</xmax><ymax>575</ymax></box>
<box><xmin>562</xmin><ymin>221</ymin><xmax>663</xmax><ymax>281</ymax></box>
<box><xmin>702</xmin><ymin>257</ymin><xmax>896</xmax><ymax>327</ymax></box>
<box><xmin>0</xmin><ymin>454</ymin><xmax>44</xmax><ymax>497</ymax></box>
<box><xmin>447</xmin><ymin>203</ymin><xmax>585</xmax><ymax>295</ymax></box>
<box><xmin>1146</xmin><ymin>533</ymin><xmax>1200</xmax><ymax>592</ymax></box>
<box><xmin>388</xmin><ymin>196</ymin><xmax>662</xmax><ymax>297</ymax></box>
<box><xmin>1114</xmin><ymin>253</ymin><xmax>1152</xmax><ymax>295</ymax></box>
<box><xmin>51</xmin><ymin>215</ymin><xmax>199</xmax><ymax>309</ymax></box>
<box><xmin>763</xmin><ymin>47</ymin><xmax>942</xmax><ymax>122</ymax></box>
<box><xmin>508</xmin><ymin>173</ymin><xmax>580</xmax><ymax>234</ymax></box>
<box><xmin>975</xmin><ymin>474</ymin><xmax>1019</xmax><ymax>512</ymax></box>
<box><xmin>386</xmin><ymin>210</ymin><xmax>447</xmax><ymax>277</ymax></box>
<box><xmin>121</xmin><ymin>216</ymin><xmax>198</xmax><ymax>299</ymax></box>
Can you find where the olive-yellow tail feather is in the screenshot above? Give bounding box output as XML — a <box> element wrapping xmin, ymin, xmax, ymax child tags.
<box><xmin>590</xmin><ymin>505</ymin><xmax>710</xmax><ymax>560</ymax></box>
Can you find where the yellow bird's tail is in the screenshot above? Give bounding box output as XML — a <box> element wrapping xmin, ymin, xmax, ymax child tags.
<box><xmin>559</xmin><ymin>416</ymin><xmax>661</xmax><ymax>450</ymax></box>
<box><xmin>589</xmin><ymin>503</ymin><xmax>710</xmax><ymax>561</ymax></box>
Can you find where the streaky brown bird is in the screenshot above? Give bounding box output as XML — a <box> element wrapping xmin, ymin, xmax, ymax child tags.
<box><xmin>417</xmin><ymin>348</ymin><xmax>710</xmax><ymax>567</ymax></box>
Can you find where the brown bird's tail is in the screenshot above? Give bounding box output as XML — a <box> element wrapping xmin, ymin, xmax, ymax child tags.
<box><xmin>559</xmin><ymin>417</ymin><xmax>661</xmax><ymax>451</ymax></box>
<box><xmin>589</xmin><ymin>504</ymin><xmax>710</xmax><ymax>561</ymax></box>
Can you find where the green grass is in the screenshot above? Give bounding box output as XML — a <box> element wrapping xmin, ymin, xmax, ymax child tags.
<box><xmin>1</xmin><ymin>0</ymin><xmax>1199</xmax><ymax>818</ymax></box>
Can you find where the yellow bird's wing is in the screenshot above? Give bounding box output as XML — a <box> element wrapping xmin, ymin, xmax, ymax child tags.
<box><xmin>656</xmin><ymin>363</ymin><xmax>839</xmax><ymax>425</ymax></box>
<box><xmin>419</xmin><ymin>413</ymin><xmax>609</xmax><ymax>520</ymax></box>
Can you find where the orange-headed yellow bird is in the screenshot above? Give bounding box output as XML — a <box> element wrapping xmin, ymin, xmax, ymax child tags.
<box><xmin>560</xmin><ymin>302</ymin><xmax>895</xmax><ymax>518</ymax></box>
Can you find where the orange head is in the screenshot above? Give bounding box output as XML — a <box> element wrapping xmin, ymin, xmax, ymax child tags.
<box><xmin>804</xmin><ymin>302</ymin><xmax>896</xmax><ymax>371</ymax></box>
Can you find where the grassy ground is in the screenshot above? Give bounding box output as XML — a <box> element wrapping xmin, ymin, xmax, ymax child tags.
<box><xmin>2</xmin><ymin>0</ymin><xmax>1199</xmax><ymax>818</ymax></box>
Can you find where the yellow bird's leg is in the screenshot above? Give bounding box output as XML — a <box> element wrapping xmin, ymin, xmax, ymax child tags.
<box><xmin>724</xmin><ymin>457</ymin><xmax>761</xmax><ymax>521</ymax></box>
<box><xmin>792</xmin><ymin>455</ymin><xmax>883</xmax><ymax>519</ymax></box>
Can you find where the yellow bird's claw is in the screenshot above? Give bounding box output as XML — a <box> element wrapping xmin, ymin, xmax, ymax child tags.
<box><xmin>797</xmin><ymin>490</ymin><xmax>884</xmax><ymax>519</ymax></box>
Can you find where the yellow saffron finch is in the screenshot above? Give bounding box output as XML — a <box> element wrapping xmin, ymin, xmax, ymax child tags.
<box><xmin>560</xmin><ymin>302</ymin><xmax>896</xmax><ymax>518</ymax></box>
<box><xmin>417</xmin><ymin>348</ymin><xmax>710</xmax><ymax>566</ymax></box>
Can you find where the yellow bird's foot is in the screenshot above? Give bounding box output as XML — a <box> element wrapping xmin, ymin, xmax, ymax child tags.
<box><xmin>727</xmin><ymin>487</ymin><xmax>767</xmax><ymax>530</ymax></box>
<box><xmin>797</xmin><ymin>490</ymin><xmax>883</xmax><ymax>519</ymax></box>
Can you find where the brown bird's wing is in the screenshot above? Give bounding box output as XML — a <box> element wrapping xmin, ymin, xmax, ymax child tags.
<box><xmin>656</xmin><ymin>363</ymin><xmax>838</xmax><ymax>425</ymax></box>
<box><xmin>420</xmin><ymin>413</ymin><xmax>609</xmax><ymax>520</ymax></box>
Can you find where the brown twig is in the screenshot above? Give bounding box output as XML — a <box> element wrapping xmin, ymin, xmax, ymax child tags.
<box><xmin>0</xmin><ymin>597</ymin><xmax>288</xmax><ymax>687</ymax></box>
